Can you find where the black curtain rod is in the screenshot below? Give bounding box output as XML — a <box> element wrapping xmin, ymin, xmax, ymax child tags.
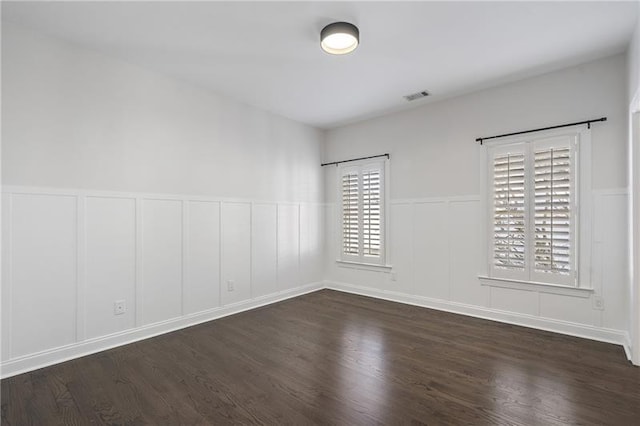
<box><xmin>321</xmin><ymin>153</ymin><xmax>390</xmax><ymax>167</ymax></box>
<box><xmin>476</xmin><ymin>117</ymin><xmax>607</xmax><ymax>145</ymax></box>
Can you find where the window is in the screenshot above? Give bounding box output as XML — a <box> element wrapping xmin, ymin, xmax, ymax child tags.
<box><xmin>340</xmin><ymin>161</ymin><xmax>386</xmax><ymax>265</ymax></box>
<box><xmin>487</xmin><ymin>133</ymin><xmax>578</xmax><ymax>287</ymax></box>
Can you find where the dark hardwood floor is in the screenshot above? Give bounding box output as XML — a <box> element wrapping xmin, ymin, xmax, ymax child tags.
<box><xmin>2</xmin><ymin>289</ymin><xmax>639</xmax><ymax>425</ymax></box>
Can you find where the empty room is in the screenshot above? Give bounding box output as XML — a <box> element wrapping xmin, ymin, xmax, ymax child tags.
<box><xmin>1</xmin><ymin>1</ymin><xmax>640</xmax><ymax>424</ymax></box>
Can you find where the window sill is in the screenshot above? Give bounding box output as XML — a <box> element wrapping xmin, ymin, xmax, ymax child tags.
<box><xmin>478</xmin><ymin>276</ymin><xmax>594</xmax><ymax>298</ymax></box>
<box><xmin>336</xmin><ymin>260</ymin><xmax>392</xmax><ymax>273</ymax></box>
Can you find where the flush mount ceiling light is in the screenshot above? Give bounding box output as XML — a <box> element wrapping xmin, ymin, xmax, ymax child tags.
<box><xmin>320</xmin><ymin>22</ymin><xmax>359</xmax><ymax>55</ymax></box>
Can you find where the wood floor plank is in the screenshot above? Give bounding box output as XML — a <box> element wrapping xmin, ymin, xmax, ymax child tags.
<box><xmin>2</xmin><ymin>289</ymin><xmax>639</xmax><ymax>425</ymax></box>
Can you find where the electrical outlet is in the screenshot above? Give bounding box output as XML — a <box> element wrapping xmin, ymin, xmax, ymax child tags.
<box><xmin>593</xmin><ymin>296</ymin><xmax>605</xmax><ymax>311</ymax></box>
<box><xmin>390</xmin><ymin>272</ymin><xmax>397</xmax><ymax>282</ymax></box>
<box><xmin>227</xmin><ymin>280</ymin><xmax>235</xmax><ymax>292</ymax></box>
<box><xmin>114</xmin><ymin>300</ymin><xmax>126</xmax><ymax>315</ymax></box>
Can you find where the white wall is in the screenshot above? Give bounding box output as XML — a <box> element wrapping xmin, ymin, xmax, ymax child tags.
<box><xmin>1</xmin><ymin>23</ymin><xmax>322</xmax><ymax>202</ymax></box>
<box><xmin>1</xmin><ymin>24</ymin><xmax>325</xmax><ymax>376</ymax></box>
<box><xmin>627</xmin><ymin>8</ymin><xmax>640</xmax><ymax>365</ymax></box>
<box><xmin>629</xmin><ymin>10</ymin><xmax>640</xmax><ymax>103</ymax></box>
<box><xmin>324</xmin><ymin>54</ymin><xmax>630</xmax><ymax>351</ymax></box>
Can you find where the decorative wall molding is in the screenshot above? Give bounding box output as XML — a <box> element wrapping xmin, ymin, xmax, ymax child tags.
<box><xmin>1</xmin><ymin>282</ymin><xmax>323</xmax><ymax>379</ymax></box>
<box><xmin>4</xmin><ymin>279</ymin><xmax>631</xmax><ymax>378</ymax></box>
<box><xmin>1</xmin><ymin>275</ymin><xmax>632</xmax><ymax>378</ymax></box>
<box><xmin>326</xmin><ymin>189</ymin><xmax>631</xmax><ymax>364</ymax></box>
<box><xmin>390</xmin><ymin>195</ymin><xmax>481</xmax><ymax>205</ymax></box>
<box><xmin>1</xmin><ymin>185</ymin><xmax>325</xmax><ymax>207</ymax></box>
<box><xmin>592</xmin><ymin>188</ymin><xmax>629</xmax><ymax>196</ymax></box>
<box><xmin>324</xmin><ymin>280</ymin><xmax>630</xmax><ymax>351</ymax></box>
<box><xmin>1</xmin><ymin>185</ymin><xmax>633</xmax><ymax>377</ymax></box>
<box><xmin>1</xmin><ymin>185</ymin><xmax>325</xmax><ymax>378</ymax></box>
<box><xmin>478</xmin><ymin>276</ymin><xmax>594</xmax><ymax>298</ymax></box>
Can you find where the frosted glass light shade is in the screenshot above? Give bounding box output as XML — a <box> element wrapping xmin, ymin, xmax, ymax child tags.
<box><xmin>321</xmin><ymin>22</ymin><xmax>359</xmax><ymax>55</ymax></box>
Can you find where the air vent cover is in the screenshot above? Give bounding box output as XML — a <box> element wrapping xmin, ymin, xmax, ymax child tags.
<box><xmin>404</xmin><ymin>91</ymin><xmax>429</xmax><ymax>101</ymax></box>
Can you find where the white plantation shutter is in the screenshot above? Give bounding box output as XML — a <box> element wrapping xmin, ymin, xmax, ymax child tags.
<box><xmin>488</xmin><ymin>135</ymin><xmax>576</xmax><ymax>286</ymax></box>
<box><xmin>533</xmin><ymin>148</ymin><xmax>571</xmax><ymax>273</ymax></box>
<box><xmin>340</xmin><ymin>161</ymin><xmax>385</xmax><ymax>265</ymax></box>
<box><xmin>363</xmin><ymin>169</ymin><xmax>381</xmax><ymax>257</ymax></box>
<box><xmin>493</xmin><ymin>152</ymin><xmax>526</xmax><ymax>272</ymax></box>
<box><xmin>342</xmin><ymin>172</ymin><xmax>359</xmax><ymax>255</ymax></box>
<box><xmin>530</xmin><ymin>138</ymin><xmax>575</xmax><ymax>285</ymax></box>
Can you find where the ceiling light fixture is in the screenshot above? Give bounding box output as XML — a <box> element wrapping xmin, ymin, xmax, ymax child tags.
<box><xmin>320</xmin><ymin>22</ymin><xmax>359</xmax><ymax>55</ymax></box>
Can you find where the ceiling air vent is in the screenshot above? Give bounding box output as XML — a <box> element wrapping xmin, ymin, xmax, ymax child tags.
<box><xmin>404</xmin><ymin>91</ymin><xmax>429</xmax><ymax>101</ymax></box>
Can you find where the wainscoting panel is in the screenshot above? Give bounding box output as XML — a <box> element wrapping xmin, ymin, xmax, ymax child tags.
<box><xmin>85</xmin><ymin>196</ymin><xmax>136</xmax><ymax>339</ymax></box>
<box><xmin>389</xmin><ymin>203</ymin><xmax>414</xmax><ymax>295</ymax></box>
<box><xmin>185</xmin><ymin>201</ymin><xmax>221</xmax><ymax>315</ymax></box>
<box><xmin>598</xmin><ymin>193</ymin><xmax>629</xmax><ymax>331</ymax></box>
<box><xmin>538</xmin><ymin>292</ymin><xmax>598</xmax><ymax>326</ymax></box>
<box><xmin>251</xmin><ymin>203</ymin><xmax>278</xmax><ymax>298</ymax></box>
<box><xmin>277</xmin><ymin>204</ymin><xmax>299</xmax><ymax>291</ymax></box>
<box><xmin>1</xmin><ymin>194</ymin><xmax>11</xmax><ymax>362</ymax></box>
<box><xmin>489</xmin><ymin>286</ymin><xmax>538</xmax><ymax>316</ymax></box>
<box><xmin>9</xmin><ymin>193</ymin><xmax>78</xmax><ymax>358</ymax></box>
<box><xmin>299</xmin><ymin>204</ymin><xmax>324</xmax><ymax>286</ymax></box>
<box><xmin>412</xmin><ymin>202</ymin><xmax>450</xmax><ymax>300</ymax></box>
<box><xmin>448</xmin><ymin>200</ymin><xmax>486</xmax><ymax>307</ymax></box>
<box><xmin>220</xmin><ymin>202</ymin><xmax>252</xmax><ymax>306</ymax></box>
<box><xmin>1</xmin><ymin>187</ymin><xmax>324</xmax><ymax>378</ymax></box>
<box><xmin>326</xmin><ymin>191</ymin><xmax>630</xmax><ymax>357</ymax></box>
<box><xmin>142</xmin><ymin>199</ymin><xmax>183</xmax><ymax>325</ymax></box>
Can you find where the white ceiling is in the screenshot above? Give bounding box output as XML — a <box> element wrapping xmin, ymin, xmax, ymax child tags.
<box><xmin>2</xmin><ymin>1</ymin><xmax>638</xmax><ymax>129</ymax></box>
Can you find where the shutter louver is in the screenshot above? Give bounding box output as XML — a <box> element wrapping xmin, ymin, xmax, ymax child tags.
<box><xmin>342</xmin><ymin>173</ymin><xmax>359</xmax><ymax>255</ymax></box>
<box><xmin>363</xmin><ymin>170</ymin><xmax>381</xmax><ymax>257</ymax></box>
<box><xmin>493</xmin><ymin>153</ymin><xmax>526</xmax><ymax>270</ymax></box>
<box><xmin>533</xmin><ymin>147</ymin><xmax>571</xmax><ymax>274</ymax></box>
<box><xmin>340</xmin><ymin>161</ymin><xmax>385</xmax><ymax>265</ymax></box>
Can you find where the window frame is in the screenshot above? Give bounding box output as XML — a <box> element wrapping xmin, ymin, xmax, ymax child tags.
<box><xmin>479</xmin><ymin>127</ymin><xmax>592</xmax><ymax>292</ymax></box>
<box><xmin>337</xmin><ymin>159</ymin><xmax>389</xmax><ymax>268</ymax></box>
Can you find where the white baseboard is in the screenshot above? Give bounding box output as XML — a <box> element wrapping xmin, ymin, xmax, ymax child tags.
<box><xmin>325</xmin><ymin>280</ymin><xmax>631</xmax><ymax>354</ymax></box>
<box><xmin>622</xmin><ymin>333</ymin><xmax>633</xmax><ymax>363</ymax></box>
<box><xmin>0</xmin><ymin>282</ymin><xmax>323</xmax><ymax>379</ymax></box>
<box><xmin>2</xmin><ymin>280</ymin><xmax>632</xmax><ymax>378</ymax></box>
